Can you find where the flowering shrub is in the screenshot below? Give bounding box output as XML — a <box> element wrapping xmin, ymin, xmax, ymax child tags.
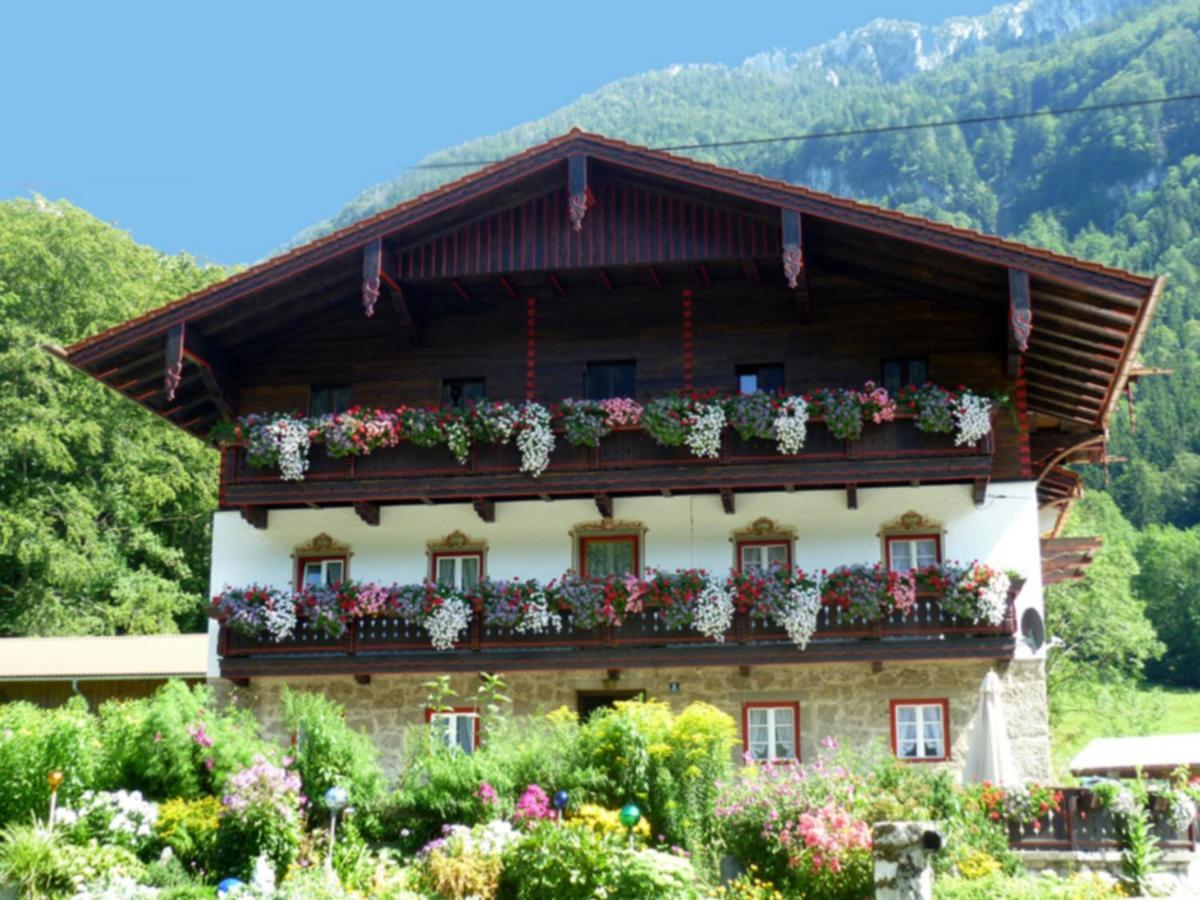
<box><xmin>554</xmin><ymin>573</ymin><xmax>640</xmax><ymax>629</ymax></box>
<box><xmin>977</xmin><ymin>782</ymin><xmax>1064</xmax><ymax>831</ymax></box>
<box><xmin>215</xmin><ymin>755</ymin><xmax>305</xmax><ymax>879</ymax></box>
<box><xmin>567</xmin><ymin>803</ymin><xmax>652</xmax><ymax>841</ymax></box>
<box><xmin>640</xmin><ymin>568</ymin><xmax>709</xmax><ymax>630</ymax></box>
<box><xmin>474</xmin><ymin>578</ymin><xmax>562</xmax><ymax>635</ymax></box>
<box><xmin>513</xmin><ymin>784</ymin><xmax>554</xmax><ymax>824</ymax></box>
<box><xmin>780</xmin><ymin>803</ymin><xmax>872</xmax><ymax>877</ymax></box>
<box><xmin>218</xmin><ymin>383</ymin><xmax>995</xmax><ymax>480</ymax></box>
<box><xmin>934</xmin><ymin>563</ymin><xmax>1012</xmax><ymax>626</ymax></box>
<box><xmin>821</xmin><ymin>564</ymin><xmax>916</xmax><ymax>619</ymax></box>
<box><xmin>58</xmin><ymin>790</ymin><xmax>159</xmax><ymax>853</ymax></box>
<box><xmin>417</xmin><ymin>821</ymin><xmax>521</xmax><ymax>900</ymax></box>
<box><xmin>213</xmin><ymin>585</ymin><xmax>295</xmax><ymax>642</ymax></box>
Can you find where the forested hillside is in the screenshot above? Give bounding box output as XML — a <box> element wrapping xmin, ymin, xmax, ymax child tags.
<box><xmin>3</xmin><ymin>0</ymin><xmax>1198</xmax><ymax>707</ymax></box>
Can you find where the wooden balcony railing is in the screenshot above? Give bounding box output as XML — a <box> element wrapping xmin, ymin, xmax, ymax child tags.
<box><xmin>1008</xmin><ymin>788</ymin><xmax>1197</xmax><ymax>852</ymax></box>
<box><xmin>214</xmin><ymin>593</ymin><xmax>1018</xmax><ymax>677</ymax></box>
<box><xmin>220</xmin><ymin>415</ymin><xmax>996</xmax><ymax>508</ymax></box>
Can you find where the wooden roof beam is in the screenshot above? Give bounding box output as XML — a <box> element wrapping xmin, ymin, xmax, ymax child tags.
<box><xmin>1024</xmin><ymin>363</ymin><xmax>1108</xmax><ymax>395</ymax></box>
<box><xmin>1034</xmin><ymin>309</ymin><xmax>1130</xmax><ymax>342</ymax></box>
<box><xmin>1036</xmin><ymin>291</ymin><xmax>1138</xmax><ymax>325</ymax></box>
<box><xmin>1025</xmin><ymin>352</ymin><xmax>1116</xmax><ymax>382</ymax></box>
<box><xmin>1031</xmin><ymin>325</ymin><xmax>1125</xmax><ymax>356</ymax></box>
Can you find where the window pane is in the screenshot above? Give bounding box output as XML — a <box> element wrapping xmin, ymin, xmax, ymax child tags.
<box><xmin>741</xmin><ymin>545</ymin><xmax>765</xmax><ymax>572</ymax></box>
<box><xmin>766</xmin><ymin>544</ymin><xmax>788</xmax><ymax>567</ymax></box>
<box><xmin>899</xmin><ymin>739</ymin><xmax>918</xmax><ymax>758</ymax></box>
<box><xmin>890</xmin><ymin>542</ymin><xmax>914</xmax><ymax>572</ymax></box>
<box><xmin>309</xmin><ymin>385</ymin><xmax>351</xmax><ymax>417</ymax></box>
<box><xmin>437</xmin><ymin>558</ymin><xmax>457</xmax><ymax>586</ymax></box>
<box><xmin>586</xmin><ymin>362</ymin><xmax>635</xmax><ymax>400</ymax></box>
<box><xmin>455</xmin><ymin>716</ymin><xmax>475</xmax><ymax>753</ymax></box>
<box><xmin>586</xmin><ymin>539</ymin><xmax>634</xmax><ymax>577</ymax></box>
<box><xmin>758</xmin><ymin>365</ymin><xmax>784</xmax><ymax>394</ymax></box>
<box><xmin>898</xmin><ymin>707</ymin><xmax>917</xmax><ymax>724</ymax></box>
<box><xmin>738</xmin><ymin>373</ymin><xmax>758</xmax><ymax>395</ymax></box>
<box><xmin>915</xmin><ymin>540</ymin><xmax>939</xmax><ymax>567</ymax></box>
<box><xmin>442</xmin><ymin>379</ymin><xmax>485</xmax><ymax>409</ymax></box>
<box><xmin>460</xmin><ymin>557</ymin><xmax>480</xmax><ymax>589</ymax></box>
<box><xmin>908</xmin><ymin>359</ymin><xmax>928</xmax><ymax>386</ymax></box>
<box><xmin>324</xmin><ymin>561</ymin><xmax>344</xmax><ymax>585</ymax></box>
<box><xmin>882</xmin><ymin>361</ymin><xmax>903</xmax><ymax>395</ymax></box>
<box><xmin>302</xmin><ymin>563</ymin><xmax>324</xmax><ymax>587</ymax></box>
<box><xmin>773</xmin><ymin>708</ymin><xmax>795</xmax><ymax>759</ymax></box>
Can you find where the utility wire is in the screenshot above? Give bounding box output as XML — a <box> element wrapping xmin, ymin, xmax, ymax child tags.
<box><xmin>408</xmin><ymin>90</ymin><xmax>1200</xmax><ymax>170</ymax></box>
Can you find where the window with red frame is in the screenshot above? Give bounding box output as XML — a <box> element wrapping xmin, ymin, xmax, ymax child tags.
<box><xmin>579</xmin><ymin>534</ymin><xmax>639</xmax><ymax>578</ymax></box>
<box><xmin>296</xmin><ymin>556</ymin><xmax>347</xmax><ymax>589</ymax></box>
<box><xmin>430</xmin><ymin>552</ymin><xmax>483</xmax><ymax>590</ymax></box>
<box><xmin>885</xmin><ymin>535</ymin><xmax>941</xmax><ymax>572</ymax></box>
<box><xmin>426</xmin><ymin>707</ymin><xmax>479</xmax><ymax>753</ymax></box>
<box><xmin>737</xmin><ymin>540</ymin><xmax>791</xmax><ymax>573</ymax></box>
<box><xmin>890</xmin><ymin>699</ymin><xmax>949</xmax><ymax>761</ymax></box>
<box><xmin>742</xmin><ymin>702</ymin><xmax>799</xmax><ymax>762</ymax></box>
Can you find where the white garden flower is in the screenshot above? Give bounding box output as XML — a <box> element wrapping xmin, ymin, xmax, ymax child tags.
<box><xmin>776</xmin><ymin>583</ymin><xmax>823</xmax><ymax>650</ymax></box>
<box><xmin>693</xmin><ymin>578</ymin><xmax>734</xmax><ymax>641</ymax></box>
<box><xmin>267</xmin><ymin>416</ymin><xmax>312</xmax><ymax>481</ymax></box>
<box><xmin>426</xmin><ymin>596</ymin><xmax>472</xmax><ymax>650</ymax></box>
<box><xmin>773</xmin><ymin>395</ymin><xmax>809</xmax><ymax>455</ymax></box>
<box><xmin>446</xmin><ymin>419</ymin><xmax>472</xmax><ymax>466</ymax></box>
<box><xmin>516</xmin><ymin>402</ymin><xmax>555</xmax><ymax>478</ymax></box>
<box><xmin>512</xmin><ymin>589</ymin><xmax>563</xmax><ymax>635</ymax></box>
<box><xmin>261</xmin><ymin>600</ymin><xmax>297</xmax><ymax>642</ymax></box>
<box><xmin>952</xmin><ymin>392</ymin><xmax>992</xmax><ymax>447</ymax></box>
<box><xmin>973</xmin><ymin>569</ymin><xmax>1010</xmax><ymax>626</ymax></box>
<box><xmin>685</xmin><ymin>403</ymin><xmax>726</xmax><ymax>460</ymax></box>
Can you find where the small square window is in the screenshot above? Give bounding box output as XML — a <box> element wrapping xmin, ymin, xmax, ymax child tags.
<box><xmin>737</xmin><ymin>363</ymin><xmax>784</xmax><ymax>395</ymax></box>
<box><xmin>886</xmin><ymin>535</ymin><xmax>941</xmax><ymax>572</ymax></box>
<box><xmin>881</xmin><ymin>359</ymin><xmax>928</xmax><ymax>395</ymax></box>
<box><xmin>309</xmin><ymin>385</ymin><xmax>352</xmax><ymax>417</ymax></box>
<box><xmin>297</xmin><ymin>556</ymin><xmax>347</xmax><ymax>589</ymax></box>
<box><xmin>427</xmin><ymin>709</ymin><xmax>479</xmax><ymax>753</ymax></box>
<box><xmin>579</xmin><ymin>535</ymin><xmax>639</xmax><ymax>578</ymax></box>
<box><xmin>891</xmin><ymin>701</ymin><xmax>948</xmax><ymax>761</ymax></box>
<box><xmin>442</xmin><ymin>378</ymin><xmax>485</xmax><ymax>409</ymax></box>
<box><xmin>738</xmin><ymin>541</ymin><xmax>791</xmax><ymax>573</ymax></box>
<box><xmin>743</xmin><ymin>703</ymin><xmax>799</xmax><ymax>762</ymax></box>
<box><xmin>433</xmin><ymin>553</ymin><xmax>482</xmax><ymax>590</ymax></box>
<box><xmin>585</xmin><ymin>361</ymin><xmax>636</xmax><ymax>400</ymax></box>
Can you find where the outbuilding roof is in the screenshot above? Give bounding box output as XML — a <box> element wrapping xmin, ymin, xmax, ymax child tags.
<box><xmin>0</xmin><ymin>634</ymin><xmax>207</xmax><ymax>680</ymax></box>
<box><xmin>1070</xmin><ymin>733</ymin><xmax>1200</xmax><ymax>777</ymax></box>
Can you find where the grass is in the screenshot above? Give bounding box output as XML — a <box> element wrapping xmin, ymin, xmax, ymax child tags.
<box><xmin>1050</xmin><ymin>683</ymin><xmax>1200</xmax><ymax>779</ymax></box>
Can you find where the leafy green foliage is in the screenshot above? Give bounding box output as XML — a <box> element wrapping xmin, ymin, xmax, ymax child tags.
<box><xmin>1134</xmin><ymin>524</ymin><xmax>1200</xmax><ymax>686</ymax></box>
<box><xmin>0</xmin><ymin>696</ymin><xmax>100</xmax><ymax>827</ymax></box>
<box><xmin>0</xmin><ymin>198</ymin><xmax>226</xmax><ymax>637</ymax></box>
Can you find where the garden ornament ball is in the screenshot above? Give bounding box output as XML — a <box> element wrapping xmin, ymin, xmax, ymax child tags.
<box><xmin>324</xmin><ymin>786</ymin><xmax>350</xmax><ymax>812</ymax></box>
<box><xmin>553</xmin><ymin>789</ymin><xmax>569</xmax><ymax>811</ymax></box>
<box><xmin>619</xmin><ymin>803</ymin><xmax>641</xmax><ymax>829</ymax></box>
<box><xmin>217</xmin><ymin>877</ymin><xmax>245</xmax><ymax>896</ymax></box>
<box><xmin>47</xmin><ymin>770</ymin><xmax>64</xmax><ymax>790</ymax></box>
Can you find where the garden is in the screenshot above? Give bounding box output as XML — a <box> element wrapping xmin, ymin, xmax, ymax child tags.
<box><xmin>0</xmin><ymin>680</ymin><xmax>1195</xmax><ymax>899</ymax></box>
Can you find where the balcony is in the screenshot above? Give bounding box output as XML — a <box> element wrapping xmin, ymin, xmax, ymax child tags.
<box><xmin>220</xmin><ymin>414</ymin><xmax>995</xmax><ymax>512</ymax></box>
<box><xmin>212</xmin><ymin>590</ymin><xmax>1019</xmax><ymax>679</ymax></box>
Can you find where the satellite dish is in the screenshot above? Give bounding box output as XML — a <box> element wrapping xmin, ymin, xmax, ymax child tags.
<box><xmin>1020</xmin><ymin>608</ymin><xmax>1045</xmax><ymax>652</ymax></box>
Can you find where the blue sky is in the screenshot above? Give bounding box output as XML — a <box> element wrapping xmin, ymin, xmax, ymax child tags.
<box><xmin>0</xmin><ymin>1</ymin><xmax>996</xmax><ymax>264</ymax></box>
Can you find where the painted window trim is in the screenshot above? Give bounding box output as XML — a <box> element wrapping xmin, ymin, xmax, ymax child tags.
<box><xmin>425</xmin><ymin>706</ymin><xmax>481</xmax><ymax>751</ymax></box>
<box><xmin>295</xmin><ymin>555</ymin><xmax>349</xmax><ymax>591</ymax></box>
<box><xmin>883</xmin><ymin>534</ymin><xmax>943</xmax><ymax>571</ymax></box>
<box><xmin>430</xmin><ymin>550</ymin><xmax>485</xmax><ymax>588</ymax></box>
<box><xmin>741</xmin><ymin>701</ymin><xmax>801</xmax><ymax>763</ymax></box>
<box><xmin>735</xmin><ymin>539</ymin><xmax>794</xmax><ymax>573</ymax></box>
<box><xmin>578</xmin><ymin>534</ymin><xmax>641</xmax><ymax>578</ymax></box>
<box><xmin>889</xmin><ymin>698</ymin><xmax>951</xmax><ymax>763</ymax></box>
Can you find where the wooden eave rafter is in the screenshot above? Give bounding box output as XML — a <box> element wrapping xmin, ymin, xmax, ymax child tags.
<box><xmin>55</xmin><ymin>130</ymin><xmax>1160</xmax><ymax>442</ymax></box>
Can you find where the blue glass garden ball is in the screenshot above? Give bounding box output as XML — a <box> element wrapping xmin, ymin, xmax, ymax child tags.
<box><xmin>553</xmin><ymin>789</ymin><xmax>569</xmax><ymax>811</ymax></box>
<box><xmin>324</xmin><ymin>786</ymin><xmax>349</xmax><ymax>811</ymax></box>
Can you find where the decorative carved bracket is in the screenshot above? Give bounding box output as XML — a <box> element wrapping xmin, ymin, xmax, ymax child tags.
<box><xmin>362</xmin><ymin>238</ymin><xmax>383</xmax><ymax>317</ymax></box>
<box><xmin>291</xmin><ymin>532</ymin><xmax>353</xmax><ymax>558</ymax></box>
<box><xmin>353</xmin><ymin>501</ymin><xmax>381</xmax><ymax>526</ymax></box>
<box><xmin>472</xmin><ymin>498</ymin><xmax>495</xmax><ymax>523</ymax></box>
<box><xmin>568</xmin><ymin>155</ymin><xmax>589</xmax><ymax>231</ymax></box>
<box><xmin>729</xmin><ymin>517</ymin><xmax>797</xmax><ymax>543</ymax></box>
<box><xmin>594</xmin><ymin>493</ymin><xmax>613</xmax><ymax>519</ymax></box>
<box><xmin>1008</xmin><ymin>269</ymin><xmax>1032</xmax><ymax>377</ymax></box>
<box><xmin>781</xmin><ymin>209</ymin><xmax>804</xmax><ymax>291</ymax></box>
<box><xmin>239</xmin><ymin>506</ymin><xmax>267</xmax><ymax>530</ymax></box>
<box><xmin>164</xmin><ymin>323</ymin><xmax>185</xmax><ymax>402</ymax></box>
<box><xmin>877</xmin><ymin>511</ymin><xmax>944</xmax><ymax>536</ymax></box>
<box><xmin>720</xmin><ymin>488</ymin><xmax>735</xmax><ymax>515</ymax></box>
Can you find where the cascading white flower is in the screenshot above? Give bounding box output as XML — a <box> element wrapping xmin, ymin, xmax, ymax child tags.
<box><xmin>446</xmin><ymin>419</ymin><xmax>472</xmax><ymax>466</ymax></box>
<box><xmin>261</xmin><ymin>601</ymin><xmax>298</xmax><ymax>643</ymax></box>
<box><xmin>952</xmin><ymin>392</ymin><xmax>993</xmax><ymax>446</ymax></box>
<box><xmin>516</xmin><ymin>401</ymin><xmax>555</xmax><ymax>478</ymax></box>
<box><xmin>971</xmin><ymin>569</ymin><xmax>1010</xmax><ymax>626</ymax></box>
<box><xmin>685</xmin><ymin>403</ymin><xmax>726</xmax><ymax>460</ymax></box>
<box><xmin>513</xmin><ymin>588</ymin><xmax>563</xmax><ymax>634</ymax></box>
<box><xmin>267</xmin><ymin>417</ymin><xmax>311</xmax><ymax>481</ymax></box>
<box><xmin>693</xmin><ymin>578</ymin><xmax>735</xmax><ymax>641</ymax></box>
<box><xmin>776</xmin><ymin>583</ymin><xmax>823</xmax><ymax>650</ymax></box>
<box><xmin>426</xmin><ymin>596</ymin><xmax>472</xmax><ymax>650</ymax></box>
<box><xmin>773</xmin><ymin>395</ymin><xmax>809</xmax><ymax>455</ymax></box>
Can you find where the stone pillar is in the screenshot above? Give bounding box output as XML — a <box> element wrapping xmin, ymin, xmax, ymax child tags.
<box><xmin>872</xmin><ymin>821</ymin><xmax>943</xmax><ymax>900</ymax></box>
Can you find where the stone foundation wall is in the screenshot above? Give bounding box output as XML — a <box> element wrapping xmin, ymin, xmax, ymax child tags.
<box><xmin>219</xmin><ymin>657</ymin><xmax>1051</xmax><ymax>782</ymax></box>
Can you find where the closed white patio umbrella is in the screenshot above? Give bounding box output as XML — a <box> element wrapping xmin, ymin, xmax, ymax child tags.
<box><xmin>962</xmin><ymin>670</ymin><xmax>1017</xmax><ymax>786</ymax></box>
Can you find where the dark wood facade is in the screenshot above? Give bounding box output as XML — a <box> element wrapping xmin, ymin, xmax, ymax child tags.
<box><xmin>56</xmin><ymin>131</ymin><xmax>1161</xmax><ymax>521</ymax></box>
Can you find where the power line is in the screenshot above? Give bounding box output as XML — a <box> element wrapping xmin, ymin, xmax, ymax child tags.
<box><xmin>408</xmin><ymin>90</ymin><xmax>1200</xmax><ymax>170</ymax></box>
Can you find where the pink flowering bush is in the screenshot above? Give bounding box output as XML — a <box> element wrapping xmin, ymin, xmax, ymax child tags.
<box><xmin>215</xmin><ymin>755</ymin><xmax>305</xmax><ymax>879</ymax></box>
<box><xmin>513</xmin><ymin>784</ymin><xmax>554</xmax><ymax>824</ymax></box>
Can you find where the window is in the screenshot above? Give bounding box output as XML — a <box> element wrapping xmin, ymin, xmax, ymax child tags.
<box><xmin>297</xmin><ymin>556</ymin><xmax>346</xmax><ymax>589</ymax></box>
<box><xmin>426</xmin><ymin>708</ymin><xmax>479</xmax><ymax>753</ymax></box>
<box><xmin>881</xmin><ymin>359</ymin><xmax>928</xmax><ymax>394</ymax></box>
<box><xmin>891</xmin><ymin>700</ymin><xmax>949</xmax><ymax>762</ymax></box>
<box><xmin>737</xmin><ymin>541</ymin><xmax>791</xmax><ymax>573</ymax></box>
<box><xmin>585</xmin><ymin>361</ymin><xmax>636</xmax><ymax>400</ymax></box>
<box><xmin>432</xmin><ymin>552</ymin><xmax>482</xmax><ymax>590</ymax></box>
<box><xmin>737</xmin><ymin>363</ymin><xmax>784</xmax><ymax>395</ymax></box>
<box><xmin>580</xmin><ymin>535</ymin><xmax>639</xmax><ymax>577</ymax></box>
<box><xmin>743</xmin><ymin>703</ymin><xmax>799</xmax><ymax>762</ymax></box>
<box><xmin>309</xmin><ymin>384</ymin><xmax>351</xmax><ymax>417</ymax></box>
<box><xmin>885</xmin><ymin>535</ymin><xmax>941</xmax><ymax>572</ymax></box>
<box><xmin>442</xmin><ymin>377</ymin><xmax>485</xmax><ymax>409</ymax></box>
<box><xmin>577</xmin><ymin>690</ymin><xmax>644</xmax><ymax>722</ymax></box>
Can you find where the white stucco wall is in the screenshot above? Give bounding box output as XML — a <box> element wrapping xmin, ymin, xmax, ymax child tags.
<box><xmin>206</xmin><ymin>482</ymin><xmax>1044</xmax><ymax>676</ymax></box>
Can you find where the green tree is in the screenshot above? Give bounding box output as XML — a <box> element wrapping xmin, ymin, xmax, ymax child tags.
<box><xmin>1134</xmin><ymin>525</ymin><xmax>1200</xmax><ymax>687</ymax></box>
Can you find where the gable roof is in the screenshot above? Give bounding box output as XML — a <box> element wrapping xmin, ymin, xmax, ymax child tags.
<box><xmin>55</xmin><ymin>129</ymin><xmax>1162</xmax><ymax>444</ymax></box>
<box><xmin>0</xmin><ymin>634</ymin><xmax>207</xmax><ymax>680</ymax></box>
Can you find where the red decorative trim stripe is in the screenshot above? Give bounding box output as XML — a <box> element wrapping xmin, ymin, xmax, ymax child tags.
<box><xmin>682</xmin><ymin>289</ymin><xmax>694</xmax><ymax>392</ymax></box>
<box><xmin>526</xmin><ymin>296</ymin><xmax>537</xmax><ymax>400</ymax></box>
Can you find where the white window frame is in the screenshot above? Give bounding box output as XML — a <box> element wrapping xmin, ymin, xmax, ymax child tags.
<box><xmin>744</xmin><ymin>704</ymin><xmax>798</xmax><ymax>763</ymax></box>
<box><xmin>432</xmin><ymin>553</ymin><xmax>482</xmax><ymax>590</ymax></box>
<box><xmin>892</xmin><ymin>701</ymin><xmax>948</xmax><ymax>761</ymax></box>
<box><xmin>738</xmin><ymin>541</ymin><xmax>791</xmax><ymax>573</ymax></box>
<box><xmin>428</xmin><ymin>710</ymin><xmax>478</xmax><ymax>753</ymax></box>
<box><xmin>299</xmin><ymin>557</ymin><xmax>346</xmax><ymax>588</ymax></box>
<box><xmin>885</xmin><ymin>536</ymin><xmax>941</xmax><ymax>572</ymax></box>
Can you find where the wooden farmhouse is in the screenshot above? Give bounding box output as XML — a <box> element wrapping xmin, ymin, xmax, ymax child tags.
<box><xmin>57</xmin><ymin>130</ymin><xmax>1161</xmax><ymax>777</ymax></box>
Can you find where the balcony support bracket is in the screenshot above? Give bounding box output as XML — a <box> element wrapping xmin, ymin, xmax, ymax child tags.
<box><xmin>594</xmin><ymin>493</ymin><xmax>613</xmax><ymax>519</ymax></box>
<box><xmin>472</xmin><ymin>497</ymin><xmax>495</xmax><ymax>523</ymax></box>
<box><xmin>239</xmin><ymin>506</ymin><xmax>268</xmax><ymax>530</ymax></box>
<box><xmin>354</xmin><ymin>501</ymin><xmax>381</xmax><ymax>526</ymax></box>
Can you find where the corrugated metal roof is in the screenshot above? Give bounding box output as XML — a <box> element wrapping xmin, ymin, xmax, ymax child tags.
<box><xmin>0</xmin><ymin>634</ymin><xmax>207</xmax><ymax>680</ymax></box>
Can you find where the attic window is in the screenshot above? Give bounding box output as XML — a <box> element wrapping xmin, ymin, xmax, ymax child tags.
<box><xmin>309</xmin><ymin>384</ymin><xmax>351</xmax><ymax>417</ymax></box>
<box><xmin>881</xmin><ymin>359</ymin><xmax>927</xmax><ymax>394</ymax></box>
<box><xmin>586</xmin><ymin>361</ymin><xmax>636</xmax><ymax>400</ymax></box>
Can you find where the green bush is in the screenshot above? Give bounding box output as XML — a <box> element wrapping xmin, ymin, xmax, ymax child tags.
<box><xmin>0</xmin><ymin>823</ymin><xmax>147</xmax><ymax>899</ymax></box>
<box><xmin>154</xmin><ymin>796</ymin><xmax>222</xmax><ymax>876</ymax></box>
<box><xmin>933</xmin><ymin>871</ymin><xmax>1125</xmax><ymax>899</ymax></box>
<box><xmin>0</xmin><ymin>697</ymin><xmax>101</xmax><ymax>828</ymax></box>
<box><xmin>280</xmin><ymin>687</ymin><xmax>387</xmax><ymax>830</ymax></box>
<box><xmin>97</xmin><ymin>680</ymin><xmax>273</xmax><ymax>800</ymax></box>
<box><xmin>213</xmin><ymin>756</ymin><xmax>305</xmax><ymax>881</ymax></box>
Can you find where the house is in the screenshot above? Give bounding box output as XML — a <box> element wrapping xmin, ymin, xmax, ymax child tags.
<box><xmin>54</xmin><ymin>130</ymin><xmax>1161</xmax><ymax>778</ymax></box>
<box><xmin>0</xmin><ymin>634</ymin><xmax>206</xmax><ymax>707</ymax></box>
